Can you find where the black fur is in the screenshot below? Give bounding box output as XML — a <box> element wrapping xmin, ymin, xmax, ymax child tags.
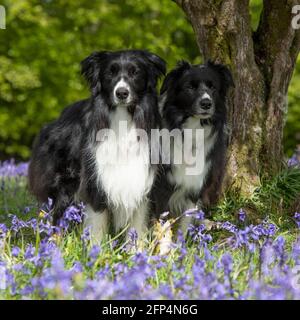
<box><xmin>29</xmin><ymin>50</ymin><xmax>166</xmax><ymax>225</ymax></box>
<box><xmin>153</xmin><ymin>60</ymin><xmax>234</xmax><ymax>218</ymax></box>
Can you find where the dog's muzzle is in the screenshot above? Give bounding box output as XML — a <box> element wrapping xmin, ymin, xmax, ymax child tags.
<box><xmin>113</xmin><ymin>79</ymin><xmax>132</xmax><ymax>105</ymax></box>
<box><xmin>194</xmin><ymin>92</ymin><xmax>214</xmax><ymax>118</ymax></box>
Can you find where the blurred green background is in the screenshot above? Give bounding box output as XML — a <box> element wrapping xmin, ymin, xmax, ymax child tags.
<box><xmin>0</xmin><ymin>0</ymin><xmax>299</xmax><ymax>160</ymax></box>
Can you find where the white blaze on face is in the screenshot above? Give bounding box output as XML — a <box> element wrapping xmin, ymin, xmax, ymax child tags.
<box><xmin>113</xmin><ymin>78</ymin><xmax>131</xmax><ymax>104</ymax></box>
<box><xmin>201</xmin><ymin>92</ymin><xmax>211</xmax><ymax>101</ymax></box>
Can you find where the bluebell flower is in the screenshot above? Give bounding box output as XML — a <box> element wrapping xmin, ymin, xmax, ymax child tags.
<box><xmin>221</xmin><ymin>253</ymin><xmax>233</xmax><ymax>275</ymax></box>
<box><xmin>9</xmin><ymin>215</ymin><xmax>28</xmax><ymax>232</ymax></box>
<box><xmin>23</xmin><ymin>207</ymin><xmax>31</xmax><ymax>215</ymax></box>
<box><xmin>124</xmin><ymin>228</ymin><xmax>138</xmax><ymax>252</ymax></box>
<box><xmin>0</xmin><ymin>160</ymin><xmax>28</xmax><ymax>177</ymax></box>
<box><xmin>188</xmin><ymin>224</ymin><xmax>212</xmax><ymax>248</ymax></box>
<box><xmin>63</xmin><ymin>206</ymin><xmax>83</xmax><ymax>224</ymax></box>
<box><xmin>71</xmin><ymin>261</ymin><xmax>83</xmax><ymax>273</ymax></box>
<box><xmin>87</xmin><ymin>245</ymin><xmax>101</xmax><ymax>267</ymax></box>
<box><xmin>20</xmin><ymin>285</ymin><xmax>34</xmax><ymax>296</ymax></box>
<box><xmin>24</xmin><ymin>244</ymin><xmax>35</xmax><ymax>261</ymax></box>
<box><xmin>81</xmin><ymin>226</ymin><xmax>91</xmax><ymax>244</ymax></box>
<box><xmin>11</xmin><ymin>246</ymin><xmax>20</xmax><ymax>257</ymax></box>
<box><xmin>0</xmin><ymin>223</ymin><xmax>8</xmax><ymax>238</ymax></box>
<box><xmin>184</xmin><ymin>209</ymin><xmax>205</xmax><ymax>220</ymax></box>
<box><xmin>294</xmin><ymin>213</ymin><xmax>300</xmax><ymax>228</ymax></box>
<box><xmin>288</xmin><ymin>154</ymin><xmax>299</xmax><ymax>167</ymax></box>
<box><xmin>238</xmin><ymin>209</ymin><xmax>246</xmax><ymax>222</ymax></box>
<box><xmin>221</xmin><ymin>221</ymin><xmax>238</xmax><ymax>233</ymax></box>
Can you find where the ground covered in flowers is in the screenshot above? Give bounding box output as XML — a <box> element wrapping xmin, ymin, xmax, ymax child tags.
<box><xmin>0</xmin><ymin>159</ymin><xmax>300</xmax><ymax>300</ymax></box>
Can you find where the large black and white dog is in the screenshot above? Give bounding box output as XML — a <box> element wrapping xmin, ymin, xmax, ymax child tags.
<box><xmin>29</xmin><ymin>50</ymin><xmax>166</xmax><ymax>241</ymax></box>
<box><xmin>153</xmin><ymin>60</ymin><xmax>234</xmax><ymax>230</ymax></box>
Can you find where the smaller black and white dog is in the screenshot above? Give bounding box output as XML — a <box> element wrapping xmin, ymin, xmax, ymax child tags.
<box><xmin>153</xmin><ymin>60</ymin><xmax>234</xmax><ymax>230</ymax></box>
<box><xmin>29</xmin><ymin>50</ymin><xmax>166</xmax><ymax>242</ymax></box>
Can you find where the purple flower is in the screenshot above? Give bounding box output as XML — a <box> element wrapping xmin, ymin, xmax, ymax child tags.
<box><xmin>221</xmin><ymin>253</ymin><xmax>233</xmax><ymax>275</ymax></box>
<box><xmin>81</xmin><ymin>226</ymin><xmax>91</xmax><ymax>244</ymax></box>
<box><xmin>24</xmin><ymin>244</ymin><xmax>35</xmax><ymax>260</ymax></box>
<box><xmin>63</xmin><ymin>206</ymin><xmax>83</xmax><ymax>224</ymax></box>
<box><xmin>38</xmin><ymin>220</ymin><xmax>55</xmax><ymax>236</ymax></box>
<box><xmin>252</xmin><ymin>221</ymin><xmax>277</xmax><ymax>239</ymax></box>
<box><xmin>288</xmin><ymin>154</ymin><xmax>299</xmax><ymax>167</ymax></box>
<box><xmin>9</xmin><ymin>215</ymin><xmax>28</xmax><ymax>232</ymax></box>
<box><xmin>0</xmin><ymin>223</ymin><xmax>8</xmax><ymax>237</ymax></box>
<box><xmin>20</xmin><ymin>285</ymin><xmax>34</xmax><ymax>295</ymax></box>
<box><xmin>38</xmin><ymin>239</ymin><xmax>57</xmax><ymax>261</ymax></box>
<box><xmin>221</xmin><ymin>221</ymin><xmax>238</xmax><ymax>233</ymax></box>
<box><xmin>125</xmin><ymin>228</ymin><xmax>138</xmax><ymax>252</ymax></box>
<box><xmin>184</xmin><ymin>209</ymin><xmax>205</xmax><ymax>220</ymax></box>
<box><xmin>292</xmin><ymin>238</ymin><xmax>300</xmax><ymax>264</ymax></box>
<box><xmin>27</xmin><ymin>218</ymin><xmax>38</xmax><ymax>231</ymax></box>
<box><xmin>188</xmin><ymin>224</ymin><xmax>212</xmax><ymax>248</ymax></box>
<box><xmin>0</xmin><ymin>160</ymin><xmax>28</xmax><ymax>177</ymax></box>
<box><xmin>184</xmin><ymin>208</ymin><xmax>198</xmax><ymax>216</ymax></box>
<box><xmin>57</xmin><ymin>203</ymin><xmax>85</xmax><ymax>231</ymax></box>
<box><xmin>128</xmin><ymin>228</ymin><xmax>138</xmax><ymax>243</ymax></box>
<box><xmin>273</xmin><ymin>236</ymin><xmax>286</xmax><ymax>267</ymax></box>
<box><xmin>89</xmin><ymin>245</ymin><xmax>101</xmax><ymax>260</ymax></box>
<box><xmin>23</xmin><ymin>207</ymin><xmax>31</xmax><ymax>215</ymax></box>
<box><xmin>265</xmin><ymin>223</ymin><xmax>277</xmax><ymax>237</ymax></box>
<box><xmin>193</xmin><ymin>210</ymin><xmax>205</xmax><ymax>220</ymax></box>
<box><xmin>294</xmin><ymin>213</ymin><xmax>300</xmax><ymax>228</ymax></box>
<box><xmin>11</xmin><ymin>246</ymin><xmax>21</xmax><ymax>257</ymax></box>
<box><xmin>71</xmin><ymin>261</ymin><xmax>83</xmax><ymax>273</ymax></box>
<box><xmin>238</xmin><ymin>209</ymin><xmax>246</xmax><ymax>222</ymax></box>
<box><xmin>87</xmin><ymin>245</ymin><xmax>101</xmax><ymax>267</ymax></box>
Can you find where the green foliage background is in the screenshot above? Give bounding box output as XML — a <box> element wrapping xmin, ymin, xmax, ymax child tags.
<box><xmin>0</xmin><ymin>0</ymin><xmax>299</xmax><ymax>159</ymax></box>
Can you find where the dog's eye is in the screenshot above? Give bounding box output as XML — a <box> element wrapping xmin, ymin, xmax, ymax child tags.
<box><xmin>109</xmin><ymin>64</ymin><xmax>119</xmax><ymax>76</ymax></box>
<box><xmin>206</xmin><ymin>81</ymin><xmax>215</xmax><ymax>90</ymax></box>
<box><xmin>128</xmin><ymin>66</ymin><xmax>138</xmax><ymax>76</ymax></box>
<box><xmin>187</xmin><ymin>83</ymin><xmax>197</xmax><ymax>91</ymax></box>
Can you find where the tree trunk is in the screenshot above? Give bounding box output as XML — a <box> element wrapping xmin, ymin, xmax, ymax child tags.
<box><xmin>174</xmin><ymin>0</ymin><xmax>300</xmax><ymax>195</ymax></box>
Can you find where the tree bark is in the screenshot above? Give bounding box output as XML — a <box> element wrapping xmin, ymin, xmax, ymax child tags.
<box><xmin>174</xmin><ymin>0</ymin><xmax>300</xmax><ymax>194</ymax></box>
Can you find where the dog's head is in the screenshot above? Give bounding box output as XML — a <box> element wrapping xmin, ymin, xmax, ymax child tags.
<box><xmin>161</xmin><ymin>60</ymin><xmax>234</xmax><ymax>121</ymax></box>
<box><xmin>81</xmin><ymin>50</ymin><xmax>166</xmax><ymax>108</ymax></box>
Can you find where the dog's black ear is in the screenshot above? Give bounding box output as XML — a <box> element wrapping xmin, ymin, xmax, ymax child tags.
<box><xmin>81</xmin><ymin>51</ymin><xmax>109</xmax><ymax>95</ymax></box>
<box><xmin>207</xmin><ymin>60</ymin><xmax>235</xmax><ymax>93</ymax></box>
<box><xmin>160</xmin><ymin>60</ymin><xmax>191</xmax><ymax>95</ymax></box>
<box><xmin>141</xmin><ymin>51</ymin><xmax>166</xmax><ymax>82</ymax></box>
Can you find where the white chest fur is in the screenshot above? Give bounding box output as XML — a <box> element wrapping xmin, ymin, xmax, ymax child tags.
<box><xmin>168</xmin><ymin>117</ymin><xmax>216</xmax><ymax>196</ymax></box>
<box><xmin>95</xmin><ymin>108</ymin><xmax>154</xmax><ymax>214</ymax></box>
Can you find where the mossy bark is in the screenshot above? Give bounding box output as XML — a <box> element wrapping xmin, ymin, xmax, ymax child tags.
<box><xmin>174</xmin><ymin>0</ymin><xmax>300</xmax><ymax>195</ymax></box>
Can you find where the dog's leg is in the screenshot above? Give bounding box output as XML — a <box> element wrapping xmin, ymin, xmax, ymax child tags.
<box><xmin>168</xmin><ymin>190</ymin><xmax>196</xmax><ymax>235</ymax></box>
<box><xmin>84</xmin><ymin>205</ymin><xmax>109</xmax><ymax>244</ymax></box>
<box><xmin>130</xmin><ymin>201</ymin><xmax>148</xmax><ymax>238</ymax></box>
<box><xmin>179</xmin><ymin>200</ymin><xmax>197</xmax><ymax>235</ymax></box>
<box><xmin>52</xmin><ymin>192</ymin><xmax>72</xmax><ymax>226</ymax></box>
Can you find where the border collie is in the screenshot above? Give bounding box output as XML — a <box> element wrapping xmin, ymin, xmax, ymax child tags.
<box><xmin>29</xmin><ymin>50</ymin><xmax>166</xmax><ymax>242</ymax></box>
<box><xmin>153</xmin><ymin>60</ymin><xmax>234</xmax><ymax>231</ymax></box>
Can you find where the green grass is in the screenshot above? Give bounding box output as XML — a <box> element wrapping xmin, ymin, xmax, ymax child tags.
<box><xmin>0</xmin><ymin>167</ymin><xmax>300</xmax><ymax>299</ymax></box>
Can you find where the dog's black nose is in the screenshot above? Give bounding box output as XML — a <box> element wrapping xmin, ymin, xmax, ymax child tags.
<box><xmin>200</xmin><ymin>98</ymin><xmax>212</xmax><ymax>110</ymax></box>
<box><xmin>116</xmin><ymin>87</ymin><xmax>129</xmax><ymax>100</ymax></box>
